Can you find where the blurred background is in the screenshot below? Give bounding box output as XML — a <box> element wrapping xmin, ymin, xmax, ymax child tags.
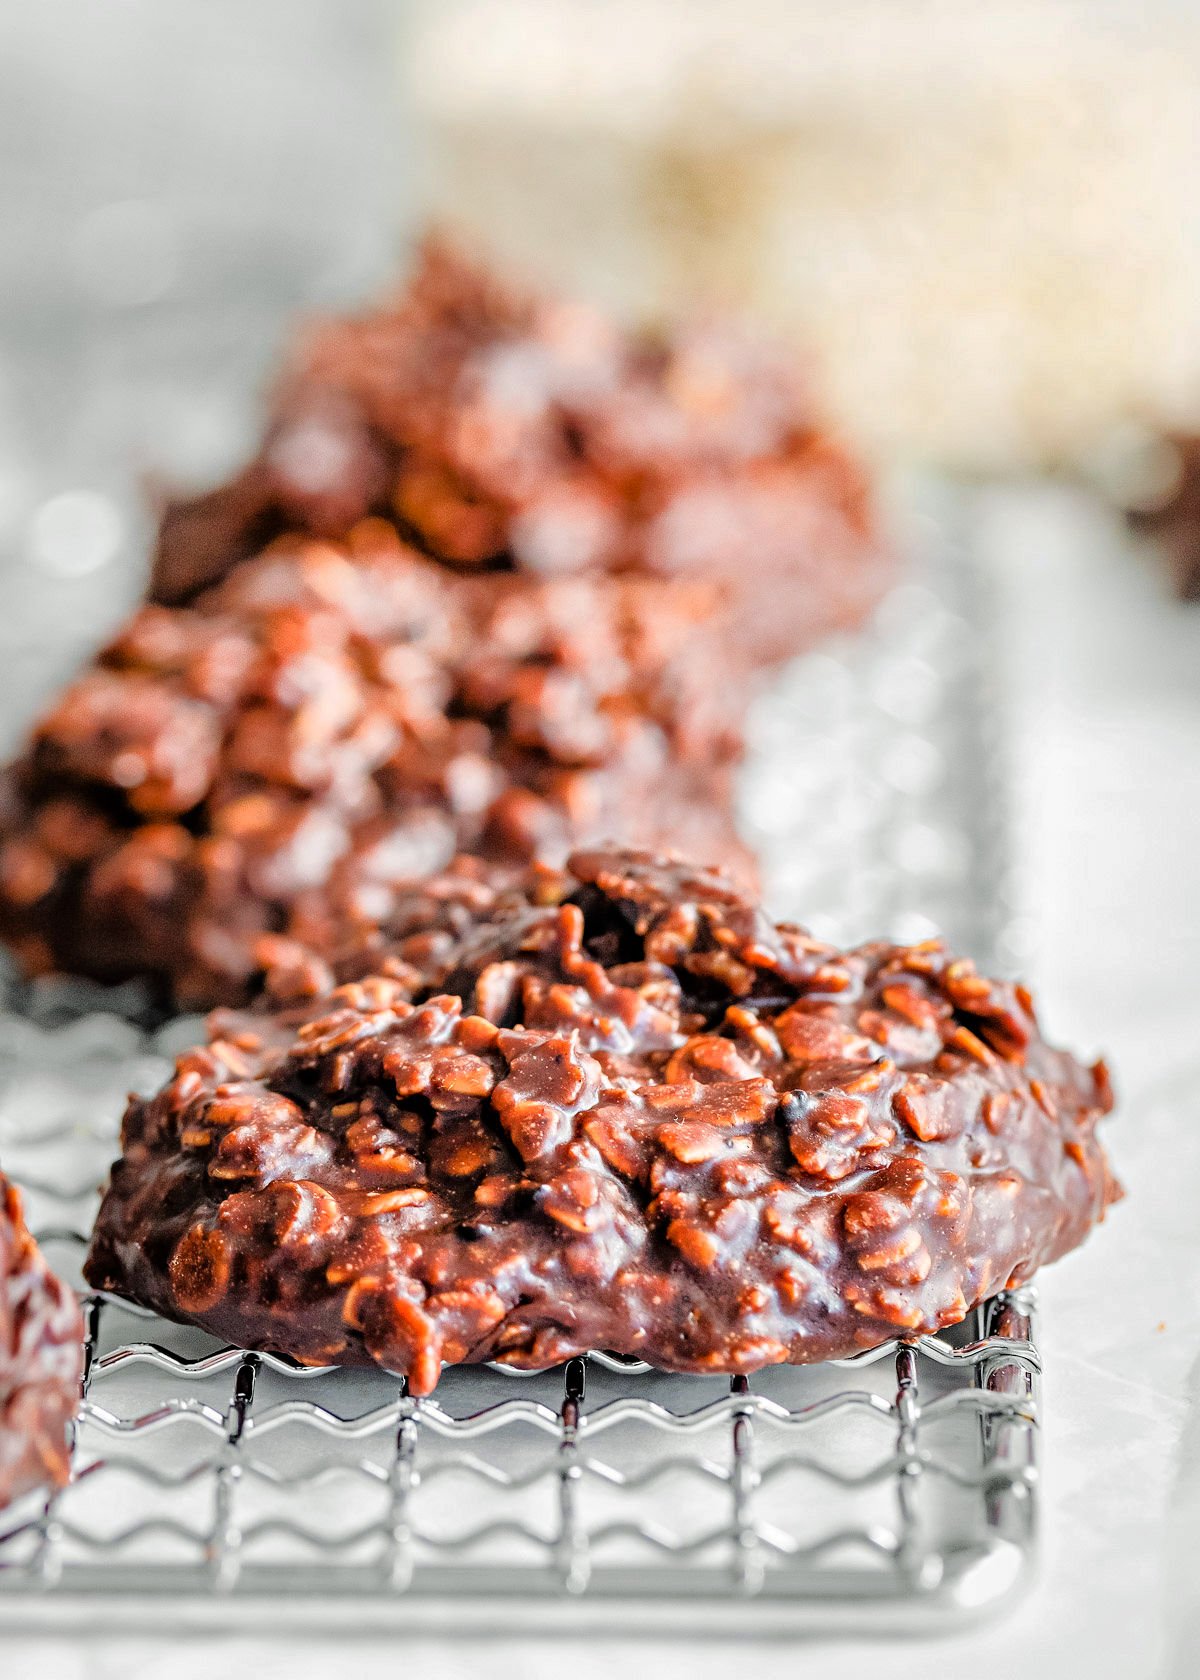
<box><xmin>0</xmin><ymin>1</ymin><xmax>400</xmax><ymax>723</ymax></box>
<box><xmin>0</xmin><ymin>6</ymin><xmax>1198</xmax><ymax>1672</ymax></box>
<box><xmin>409</xmin><ymin>0</ymin><xmax>1200</xmax><ymax>468</ymax></box>
<box><xmin>4</xmin><ymin>0</ymin><xmax>1200</xmax><ymax>731</ymax></box>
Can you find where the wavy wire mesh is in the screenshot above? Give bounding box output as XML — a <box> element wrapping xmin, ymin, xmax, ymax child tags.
<box><xmin>0</xmin><ymin>486</ymin><xmax>1041</xmax><ymax>1632</ymax></box>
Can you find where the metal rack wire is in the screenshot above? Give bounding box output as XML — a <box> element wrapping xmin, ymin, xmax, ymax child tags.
<box><xmin>0</xmin><ymin>1273</ymin><xmax>1039</xmax><ymax>1632</ymax></box>
<box><xmin>0</xmin><ymin>485</ymin><xmax>1040</xmax><ymax>1632</ymax></box>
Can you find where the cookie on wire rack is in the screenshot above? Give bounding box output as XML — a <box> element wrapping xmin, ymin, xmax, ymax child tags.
<box><xmin>84</xmin><ymin>847</ymin><xmax>1118</xmax><ymax>1394</ymax></box>
<box><xmin>149</xmin><ymin>236</ymin><xmax>889</xmax><ymax>669</ymax></box>
<box><xmin>1</xmin><ymin>1173</ymin><xmax>82</xmax><ymax>1508</ymax></box>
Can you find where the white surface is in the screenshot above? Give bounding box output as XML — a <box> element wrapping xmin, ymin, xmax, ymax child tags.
<box><xmin>8</xmin><ymin>484</ymin><xmax>1200</xmax><ymax>1676</ymax></box>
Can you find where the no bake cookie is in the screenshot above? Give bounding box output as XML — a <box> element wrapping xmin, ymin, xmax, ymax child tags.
<box><xmin>150</xmin><ymin>238</ymin><xmax>888</xmax><ymax>668</ymax></box>
<box><xmin>85</xmin><ymin>847</ymin><xmax>1117</xmax><ymax>1392</ymax></box>
<box><xmin>1</xmin><ymin>1173</ymin><xmax>82</xmax><ymax>1508</ymax></box>
<box><xmin>0</xmin><ymin>533</ymin><xmax>746</xmax><ymax>1009</ymax></box>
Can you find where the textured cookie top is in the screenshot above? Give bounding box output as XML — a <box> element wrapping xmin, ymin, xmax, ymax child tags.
<box><xmin>0</xmin><ymin>531</ymin><xmax>746</xmax><ymax>1008</ymax></box>
<box><xmin>150</xmin><ymin>239</ymin><xmax>885</xmax><ymax>667</ymax></box>
<box><xmin>1</xmin><ymin>1174</ymin><xmax>82</xmax><ymax>1508</ymax></box>
<box><xmin>85</xmin><ymin>848</ymin><xmax>1117</xmax><ymax>1393</ymax></box>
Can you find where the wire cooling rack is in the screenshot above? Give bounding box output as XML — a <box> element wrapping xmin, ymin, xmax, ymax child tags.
<box><xmin>0</xmin><ymin>483</ymin><xmax>1040</xmax><ymax>1633</ymax></box>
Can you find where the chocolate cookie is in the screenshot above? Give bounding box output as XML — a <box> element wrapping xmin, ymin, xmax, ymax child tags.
<box><xmin>0</xmin><ymin>531</ymin><xmax>748</xmax><ymax>1009</ymax></box>
<box><xmin>84</xmin><ymin>847</ymin><xmax>1117</xmax><ymax>1393</ymax></box>
<box><xmin>149</xmin><ymin>238</ymin><xmax>889</xmax><ymax>667</ymax></box>
<box><xmin>1</xmin><ymin>1173</ymin><xmax>82</xmax><ymax>1508</ymax></box>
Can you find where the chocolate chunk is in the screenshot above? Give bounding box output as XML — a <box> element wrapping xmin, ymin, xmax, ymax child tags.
<box><xmin>1</xmin><ymin>1173</ymin><xmax>82</xmax><ymax>1508</ymax></box>
<box><xmin>85</xmin><ymin>846</ymin><xmax>1117</xmax><ymax>1394</ymax></box>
